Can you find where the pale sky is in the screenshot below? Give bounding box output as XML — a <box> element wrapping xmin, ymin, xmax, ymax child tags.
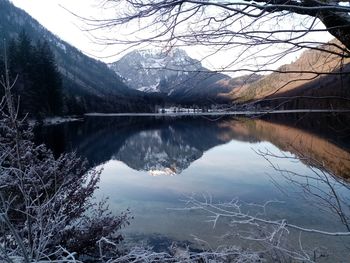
<box><xmin>10</xmin><ymin>0</ymin><xmax>334</xmax><ymax>76</ymax></box>
<box><xmin>10</xmin><ymin>0</ymin><xmax>107</xmax><ymax>57</ymax></box>
<box><xmin>10</xmin><ymin>0</ymin><xmax>213</xmax><ymax>63</ymax></box>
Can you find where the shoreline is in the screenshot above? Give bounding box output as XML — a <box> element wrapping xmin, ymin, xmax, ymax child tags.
<box><xmin>85</xmin><ymin>109</ymin><xmax>350</xmax><ymax>117</ymax></box>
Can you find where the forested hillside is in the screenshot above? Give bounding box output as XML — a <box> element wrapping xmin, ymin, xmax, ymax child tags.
<box><xmin>0</xmin><ymin>32</ymin><xmax>62</xmax><ymax>116</ymax></box>
<box><xmin>0</xmin><ymin>0</ymin><xmax>155</xmax><ymax>114</ymax></box>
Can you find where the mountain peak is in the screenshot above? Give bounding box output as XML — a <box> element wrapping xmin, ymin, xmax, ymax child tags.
<box><xmin>109</xmin><ymin>48</ymin><xmax>203</xmax><ymax>93</ymax></box>
<box><xmin>136</xmin><ymin>47</ymin><xmax>189</xmax><ymax>58</ymax></box>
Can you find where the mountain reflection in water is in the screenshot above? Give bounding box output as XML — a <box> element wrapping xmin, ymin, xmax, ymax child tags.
<box><xmin>37</xmin><ymin>113</ymin><xmax>350</xmax><ymax>178</ymax></box>
<box><xmin>35</xmin><ymin>113</ymin><xmax>350</xmax><ymax>260</ymax></box>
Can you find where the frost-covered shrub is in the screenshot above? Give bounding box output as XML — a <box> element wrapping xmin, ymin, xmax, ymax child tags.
<box><xmin>0</xmin><ymin>101</ymin><xmax>129</xmax><ymax>262</ymax></box>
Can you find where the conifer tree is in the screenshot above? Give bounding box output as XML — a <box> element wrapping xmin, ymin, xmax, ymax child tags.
<box><xmin>33</xmin><ymin>40</ymin><xmax>62</xmax><ymax>115</ymax></box>
<box><xmin>6</xmin><ymin>32</ymin><xmax>63</xmax><ymax>117</ymax></box>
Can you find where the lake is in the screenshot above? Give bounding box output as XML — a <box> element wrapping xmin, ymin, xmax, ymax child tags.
<box><xmin>36</xmin><ymin>112</ymin><xmax>350</xmax><ymax>261</ymax></box>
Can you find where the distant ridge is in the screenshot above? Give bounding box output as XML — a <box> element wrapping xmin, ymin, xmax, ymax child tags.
<box><xmin>226</xmin><ymin>40</ymin><xmax>350</xmax><ymax>109</ymax></box>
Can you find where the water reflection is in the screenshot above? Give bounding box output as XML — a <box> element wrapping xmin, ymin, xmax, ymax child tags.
<box><xmin>37</xmin><ymin>113</ymin><xmax>350</xmax><ymax>178</ymax></box>
<box><xmin>35</xmin><ymin>113</ymin><xmax>350</xmax><ymax>259</ymax></box>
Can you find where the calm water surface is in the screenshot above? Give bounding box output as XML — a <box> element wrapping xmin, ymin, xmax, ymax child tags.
<box><xmin>37</xmin><ymin>113</ymin><xmax>350</xmax><ymax>260</ymax></box>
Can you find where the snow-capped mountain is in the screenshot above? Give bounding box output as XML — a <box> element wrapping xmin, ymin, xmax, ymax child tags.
<box><xmin>109</xmin><ymin>49</ymin><xmax>233</xmax><ymax>103</ymax></box>
<box><xmin>109</xmin><ymin>49</ymin><xmax>202</xmax><ymax>92</ymax></box>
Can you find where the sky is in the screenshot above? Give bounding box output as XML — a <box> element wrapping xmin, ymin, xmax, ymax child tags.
<box><xmin>10</xmin><ymin>0</ymin><xmax>334</xmax><ymax>76</ymax></box>
<box><xmin>10</xmin><ymin>0</ymin><xmax>212</xmax><ymax>63</ymax></box>
<box><xmin>10</xmin><ymin>0</ymin><xmax>106</xmax><ymax>57</ymax></box>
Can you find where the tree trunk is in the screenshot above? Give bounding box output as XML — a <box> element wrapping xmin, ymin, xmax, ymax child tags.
<box><xmin>319</xmin><ymin>11</ymin><xmax>350</xmax><ymax>52</ymax></box>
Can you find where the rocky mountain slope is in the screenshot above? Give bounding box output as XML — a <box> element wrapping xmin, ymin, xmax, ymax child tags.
<box><xmin>110</xmin><ymin>49</ymin><xmax>239</xmax><ymax>104</ymax></box>
<box><xmin>109</xmin><ymin>49</ymin><xmax>202</xmax><ymax>92</ymax></box>
<box><xmin>0</xmin><ymin>0</ymin><xmax>152</xmax><ymax>112</ymax></box>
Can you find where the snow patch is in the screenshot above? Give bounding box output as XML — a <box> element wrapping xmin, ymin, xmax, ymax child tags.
<box><xmin>149</xmin><ymin>168</ymin><xmax>177</xmax><ymax>176</ymax></box>
<box><xmin>43</xmin><ymin>116</ymin><xmax>83</xmax><ymax>126</ymax></box>
<box><xmin>56</xmin><ymin>42</ymin><xmax>66</xmax><ymax>53</ymax></box>
<box><xmin>138</xmin><ymin>84</ymin><xmax>160</xmax><ymax>92</ymax></box>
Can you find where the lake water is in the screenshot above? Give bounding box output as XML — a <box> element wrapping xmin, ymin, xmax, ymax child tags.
<box><xmin>36</xmin><ymin>112</ymin><xmax>350</xmax><ymax>261</ymax></box>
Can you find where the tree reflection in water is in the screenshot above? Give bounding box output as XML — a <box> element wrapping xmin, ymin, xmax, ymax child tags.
<box><xmin>35</xmin><ymin>113</ymin><xmax>350</xmax><ymax>261</ymax></box>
